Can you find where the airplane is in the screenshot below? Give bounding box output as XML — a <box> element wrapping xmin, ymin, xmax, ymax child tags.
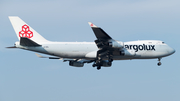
<box><xmin>7</xmin><ymin>16</ymin><xmax>175</xmax><ymax>70</ymax></box>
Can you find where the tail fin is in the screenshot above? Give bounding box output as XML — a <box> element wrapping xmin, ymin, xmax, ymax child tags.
<box><xmin>9</xmin><ymin>16</ymin><xmax>49</xmax><ymax>43</ymax></box>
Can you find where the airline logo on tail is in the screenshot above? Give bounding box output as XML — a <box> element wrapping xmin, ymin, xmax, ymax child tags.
<box><xmin>19</xmin><ymin>25</ymin><xmax>33</xmax><ymax>38</ymax></box>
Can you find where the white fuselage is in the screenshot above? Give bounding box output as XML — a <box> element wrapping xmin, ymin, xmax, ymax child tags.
<box><xmin>15</xmin><ymin>40</ymin><xmax>175</xmax><ymax>60</ymax></box>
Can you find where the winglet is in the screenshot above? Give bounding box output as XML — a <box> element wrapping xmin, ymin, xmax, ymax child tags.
<box><xmin>88</xmin><ymin>22</ymin><xmax>98</xmax><ymax>28</ymax></box>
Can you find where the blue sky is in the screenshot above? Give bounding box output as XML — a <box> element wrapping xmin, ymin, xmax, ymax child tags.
<box><xmin>0</xmin><ymin>0</ymin><xmax>180</xmax><ymax>101</ymax></box>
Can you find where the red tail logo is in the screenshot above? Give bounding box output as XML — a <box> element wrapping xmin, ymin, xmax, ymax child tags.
<box><xmin>19</xmin><ymin>25</ymin><xmax>33</xmax><ymax>38</ymax></box>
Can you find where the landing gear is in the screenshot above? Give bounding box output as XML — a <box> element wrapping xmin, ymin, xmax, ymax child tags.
<box><xmin>96</xmin><ymin>58</ymin><xmax>102</xmax><ymax>70</ymax></box>
<box><xmin>93</xmin><ymin>60</ymin><xmax>112</xmax><ymax>70</ymax></box>
<box><xmin>92</xmin><ymin>63</ymin><xmax>102</xmax><ymax>70</ymax></box>
<box><xmin>92</xmin><ymin>64</ymin><xmax>96</xmax><ymax>67</ymax></box>
<box><xmin>97</xmin><ymin>65</ymin><xmax>101</xmax><ymax>70</ymax></box>
<box><xmin>157</xmin><ymin>58</ymin><xmax>162</xmax><ymax>66</ymax></box>
<box><xmin>92</xmin><ymin>57</ymin><xmax>102</xmax><ymax>70</ymax></box>
<box><xmin>107</xmin><ymin>52</ymin><xmax>113</xmax><ymax>62</ymax></box>
<box><xmin>157</xmin><ymin>62</ymin><xmax>162</xmax><ymax>66</ymax></box>
<box><xmin>93</xmin><ymin>50</ymin><xmax>113</xmax><ymax>70</ymax></box>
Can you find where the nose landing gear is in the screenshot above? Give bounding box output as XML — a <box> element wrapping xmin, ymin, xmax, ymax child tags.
<box><xmin>157</xmin><ymin>62</ymin><xmax>162</xmax><ymax>66</ymax></box>
<box><xmin>157</xmin><ymin>58</ymin><xmax>162</xmax><ymax>66</ymax></box>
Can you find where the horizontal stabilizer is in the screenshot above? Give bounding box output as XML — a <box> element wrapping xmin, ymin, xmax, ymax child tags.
<box><xmin>20</xmin><ymin>37</ymin><xmax>41</xmax><ymax>46</ymax></box>
<box><xmin>6</xmin><ymin>46</ymin><xmax>17</xmax><ymax>48</ymax></box>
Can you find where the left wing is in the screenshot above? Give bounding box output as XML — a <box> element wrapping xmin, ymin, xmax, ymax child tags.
<box><xmin>35</xmin><ymin>53</ymin><xmax>93</xmax><ymax>67</ymax></box>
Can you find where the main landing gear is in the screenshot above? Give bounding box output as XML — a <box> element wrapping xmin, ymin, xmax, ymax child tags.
<box><xmin>157</xmin><ymin>58</ymin><xmax>162</xmax><ymax>66</ymax></box>
<box><xmin>97</xmin><ymin>65</ymin><xmax>101</xmax><ymax>70</ymax></box>
<box><xmin>92</xmin><ymin>62</ymin><xmax>102</xmax><ymax>70</ymax></box>
<box><xmin>93</xmin><ymin>57</ymin><xmax>102</xmax><ymax>70</ymax></box>
<box><xmin>92</xmin><ymin>50</ymin><xmax>113</xmax><ymax>70</ymax></box>
<box><xmin>92</xmin><ymin>56</ymin><xmax>113</xmax><ymax>70</ymax></box>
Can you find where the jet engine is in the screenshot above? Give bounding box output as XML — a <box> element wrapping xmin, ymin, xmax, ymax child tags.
<box><xmin>108</xmin><ymin>39</ymin><xmax>124</xmax><ymax>49</ymax></box>
<box><xmin>120</xmin><ymin>49</ymin><xmax>136</xmax><ymax>56</ymax></box>
<box><xmin>69</xmin><ymin>61</ymin><xmax>84</xmax><ymax>67</ymax></box>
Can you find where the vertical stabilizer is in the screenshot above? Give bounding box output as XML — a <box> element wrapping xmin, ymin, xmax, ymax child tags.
<box><xmin>9</xmin><ymin>16</ymin><xmax>49</xmax><ymax>43</ymax></box>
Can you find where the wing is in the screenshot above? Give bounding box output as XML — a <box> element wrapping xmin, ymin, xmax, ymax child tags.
<box><xmin>88</xmin><ymin>22</ymin><xmax>112</xmax><ymax>40</ymax></box>
<box><xmin>35</xmin><ymin>53</ymin><xmax>93</xmax><ymax>67</ymax></box>
<box><xmin>88</xmin><ymin>22</ymin><xmax>124</xmax><ymax>70</ymax></box>
<box><xmin>88</xmin><ymin>22</ymin><xmax>112</xmax><ymax>49</ymax></box>
<box><xmin>88</xmin><ymin>22</ymin><xmax>123</xmax><ymax>50</ymax></box>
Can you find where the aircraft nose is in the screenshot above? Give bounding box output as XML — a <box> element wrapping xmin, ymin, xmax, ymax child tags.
<box><xmin>168</xmin><ymin>47</ymin><xmax>175</xmax><ymax>55</ymax></box>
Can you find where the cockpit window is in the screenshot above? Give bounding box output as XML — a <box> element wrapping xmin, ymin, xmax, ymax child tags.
<box><xmin>162</xmin><ymin>42</ymin><xmax>165</xmax><ymax>44</ymax></box>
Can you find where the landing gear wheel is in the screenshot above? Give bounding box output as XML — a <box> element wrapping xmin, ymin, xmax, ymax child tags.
<box><xmin>157</xmin><ymin>62</ymin><xmax>162</xmax><ymax>66</ymax></box>
<box><xmin>157</xmin><ymin>58</ymin><xmax>162</xmax><ymax>66</ymax></box>
<box><xmin>97</xmin><ymin>65</ymin><xmax>101</xmax><ymax>70</ymax></box>
<box><xmin>92</xmin><ymin>64</ymin><xmax>96</xmax><ymax>67</ymax></box>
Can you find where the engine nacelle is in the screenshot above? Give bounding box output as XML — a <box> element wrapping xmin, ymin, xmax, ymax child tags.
<box><xmin>101</xmin><ymin>60</ymin><xmax>112</xmax><ymax>67</ymax></box>
<box><xmin>120</xmin><ymin>49</ymin><xmax>136</xmax><ymax>56</ymax></box>
<box><xmin>69</xmin><ymin>61</ymin><xmax>84</xmax><ymax>67</ymax></box>
<box><xmin>108</xmin><ymin>39</ymin><xmax>124</xmax><ymax>49</ymax></box>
